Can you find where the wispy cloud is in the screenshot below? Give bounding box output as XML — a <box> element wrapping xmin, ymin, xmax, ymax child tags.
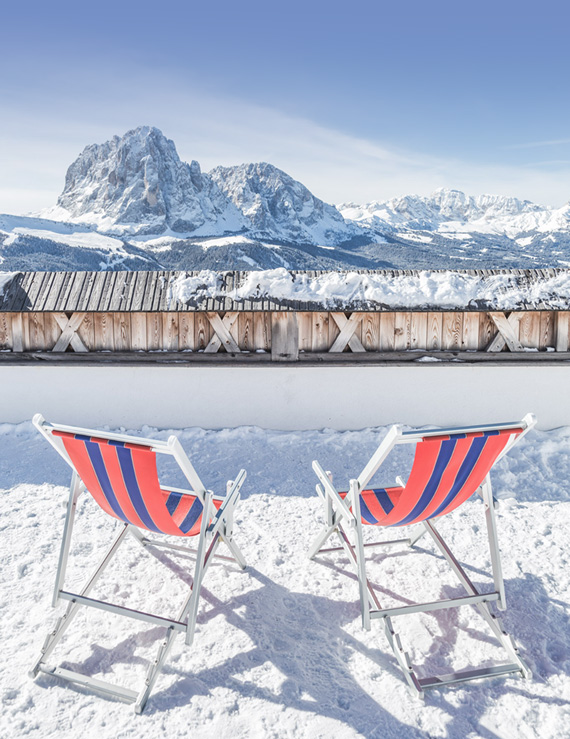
<box><xmin>505</xmin><ymin>138</ymin><xmax>570</xmax><ymax>150</ymax></box>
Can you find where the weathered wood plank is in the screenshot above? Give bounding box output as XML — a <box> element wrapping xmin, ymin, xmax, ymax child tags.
<box><xmin>194</xmin><ymin>313</ymin><xmax>213</xmax><ymax>350</ymax></box>
<box><xmin>100</xmin><ymin>271</ymin><xmax>119</xmax><ymax>312</ymax></box>
<box><xmin>5</xmin><ymin>348</ymin><xmax>570</xmax><ymax>366</ymax></box>
<box><xmin>253</xmin><ymin>312</ymin><xmax>271</xmax><ymax>352</ymax></box>
<box><xmin>427</xmin><ymin>312</ymin><xmax>442</xmax><ymax>351</ymax></box>
<box><xmin>25</xmin><ymin>312</ymin><xmax>46</xmax><ymax>351</ymax></box>
<box><xmin>410</xmin><ymin>312</ymin><xmax>427</xmax><ymax>350</ymax></box>
<box><xmin>93</xmin><ymin>313</ymin><xmax>115</xmax><ymax>351</ymax></box>
<box><xmin>12</xmin><ymin>313</ymin><xmax>25</xmax><ymax>352</ymax></box>
<box><xmin>146</xmin><ymin>312</ymin><xmax>163</xmax><ymax>350</ymax></box>
<box><xmin>42</xmin><ymin>272</ymin><xmax>67</xmax><ymax>312</ymax></box>
<box><xmin>393</xmin><ymin>313</ymin><xmax>410</xmax><ymax>351</ymax></box>
<box><xmin>162</xmin><ymin>313</ymin><xmax>179</xmax><ymax>351</ymax></box>
<box><xmin>478</xmin><ymin>312</ymin><xmax>496</xmax><ymax>351</ymax></box>
<box><xmin>24</xmin><ymin>272</ymin><xmax>49</xmax><ymax>311</ymax></box>
<box><xmin>442</xmin><ymin>313</ymin><xmax>463</xmax><ymax>351</ymax></box>
<box><xmin>361</xmin><ymin>313</ymin><xmax>380</xmax><ymax>351</ymax></box>
<box><xmin>35</xmin><ymin>272</ymin><xmax>58</xmax><ymax>312</ymax></box>
<box><xmin>312</xmin><ymin>312</ymin><xmax>330</xmax><ymax>352</ymax></box>
<box><xmin>379</xmin><ymin>313</ymin><xmax>396</xmax><ymax>351</ymax></box>
<box><xmin>142</xmin><ymin>272</ymin><xmax>160</xmax><ymax>312</ymax></box>
<box><xmin>55</xmin><ymin>272</ymin><xmax>82</xmax><ymax>312</ymax></box>
<box><xmin>297</xmin><ymin>312</ymin><xmax>312</xmax><ymax>352</ymax></box>
<box><xmin>43</xmin><ymin>314</ymin><xmax>62</xmax><ymax>350</ymax></box>
<box><xmin>237</xmin><ymin>312</ymin><xmax>254</xmax><ymax>352</ymax></box>
<box><xmin>113</xmin><ymin>313</ymin><xmax>131</xmax><ymax>352</ymax></box>
<box><xmin>271</xmin><ymin>313</ymin><xmax>299</xmax><ymax>361</ymax></box>
<box><xmin>328</xmin><ymin>311</ymin><xmax>341</xmax><ymax>348</ymax></box>
<box><xmin>76</xmin><ymin>273</ymin><xmax>97</xmax><ymax>311</ymax></box>
<box><xmin>539</xmin><ymin>311</ymin><xmax>555</xmax><ymax>350</ymax></box>
<box><xmin>178</xmin><ymin>313</ymin><xmax>195</xmax><ymax>351</ymax></box>
<box><xmin>86</xmin><ymin>271</ymin><xmax>108</xmax><ymax>311</ymax></box>
<box><xmin>77</xmin><ymin>312</ymin><xmax>95</xmax><ymax>352</ymax></box>
<box><xmin>462</xmin><ymin>312</ymin><xmax>479</xmax><ymax>351</ymax></box>
<box><xmin>556</xmin><ymin>312</ymin><xmax>570</xmax><ymax>352</ymax></box>
<box><xmin>114</xmin><ymin>271</ymin><xmax>135</xmax><ymax>312</ymax></box>
<box><xmin>130</xmin><ymin>272</ymin><xmax>150</xmax><ymax>311</ymax></box>
<box><xmin>518</xmin><ymin>311</ymin><xmax>541</xmax><ymax>349</ymax></box>
<box><xmin>0</xmin><ymin>312</ymin><xmax>11</xmax><ymax>349</ymax></box>
<box><xmin>130</xmin><ymin>314</ymin><xmax>147</xmax><ymax>351</ymax></box>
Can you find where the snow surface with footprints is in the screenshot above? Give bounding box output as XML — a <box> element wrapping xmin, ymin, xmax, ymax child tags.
<box><xmin>1</xmin><ymin>422</ymin><xmax>569</xmax><ymax>738</ymax></box>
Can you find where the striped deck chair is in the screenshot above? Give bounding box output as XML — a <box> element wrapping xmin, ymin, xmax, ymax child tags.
<box><xmin>308</xmin><ymin>414</ymin><xmax>537</xmax><ymax>696</ymax></box>
<box><xmin>30</xmin><ymin>414</ymin><xmax>247</xmax><ymax>713</ymax></box>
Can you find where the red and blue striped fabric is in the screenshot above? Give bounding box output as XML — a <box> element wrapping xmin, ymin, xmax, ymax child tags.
<box><xmin>53</xmin><ymin>431</ymin><xmax>220</xmax><ymax>537</ymax></box>
<box><xmin>347</xmin><ymin>428</ymin><xmax>521</xmax><ymax>528</ymax></box>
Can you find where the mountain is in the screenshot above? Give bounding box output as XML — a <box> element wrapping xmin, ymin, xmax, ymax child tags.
<box><xmin>1</xmin><ymin>127</ymin><xmax>570</xmax><ymax>272</ymax></box>
<box><xmin>44</xmin><ymin>126</ymin><xmax>246</xmax><ymax>236</ymax></box>
<box><xmin>338</xmin><ymin>188</ymin><xmax>569</xmax><ymax>236</ymax></box>
<box><xmin>209</xmin><ymin>162</ymin><xmax>357</xmax><ymax>244</ymax></box>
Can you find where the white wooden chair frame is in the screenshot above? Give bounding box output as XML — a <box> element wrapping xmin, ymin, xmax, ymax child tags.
<box><xmin>30</xmin><ymin>414</ymin><xmax>247</xmax><ymax>713</ymax></box>
<box><xmin>308</xmin><ymin>414</ymin><xmax>537</xmax><ymax>696</ymax></box>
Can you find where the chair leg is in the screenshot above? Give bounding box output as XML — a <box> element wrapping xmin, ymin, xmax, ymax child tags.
<box><xmin>408</xmin><ymin>525</ymin><xmax>427</xmax><ymax>548</ymax></box>
<box><xmin>482</xmin><ymin>476</ymin><xmax>507</xmax><ymax>610</ymax></box>
<box><xmin>30</xmin><ymin>524</ymin><xmax>130</xmax><ymax>678</ymax></box>
<box><xmin>307</xmin><ymin>523</ymin><xmax>337</xmax><ymax>559</ymax></box>
<box><xmin>218</xmin><ymin>480</ymin><xmax>247</xmax><ymax>569</ymax></box>
<box><xmin>383</xmin><ymin>616</ymin><xmax>424</xmax><ymax>697</ymax></box>
<box><xmin>135</xmin><ymin>627</ymin><xmax>178</xmax><ymax>714</ymax></box>
<box><xmin>350</xmin><ymin>479</ymin><xmax>371</xmax><ymax>630</ymax></box>
<box><xmin>184</xmin><ymin>495</ymin><xmax>213</xmax><ymax>646</ymax></box>
<box><xmin>51</xmin><ymin>472</ymin><xmax>82</xmax><ymax>607</ymax></box>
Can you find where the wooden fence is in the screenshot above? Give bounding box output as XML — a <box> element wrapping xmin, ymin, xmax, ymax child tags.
<box><xmin>1</xmin><ymin>309</ymin><xmax>569</xmax><ymax>359</ymax></box>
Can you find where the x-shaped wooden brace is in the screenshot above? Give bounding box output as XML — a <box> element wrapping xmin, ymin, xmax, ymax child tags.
<box><xmin>329</xmin><ymin>312</ymin><xmax>365</xmax><ymax>353</ymax></box>
<box><xmin>486</xmin><ymin>312</ymin><xmax>524</xmax><ymax>352</ymax></box>
<box><xmin>52</xmin><ymin>312</ymin><xmax>88</xmax><ymax>352</ymax></box>
<box><xmin>204</xmin><ymin>312</ymin><xmax>241</xmax><ymax>353</ymax></box>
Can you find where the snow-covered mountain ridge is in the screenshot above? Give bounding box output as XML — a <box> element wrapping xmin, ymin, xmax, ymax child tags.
<box><xmin>339</xmin><ymin>189</ymin><xmax>570</xmax><ymax>239</ymax></box>
<box><xmin>1</xmin><ymin>125</ymin><xmax>570</xmax><ymax>271</ymax></box>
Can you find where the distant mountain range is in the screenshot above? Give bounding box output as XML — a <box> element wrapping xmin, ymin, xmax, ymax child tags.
<box><xmin>1</xmin><ymin>125</ymin><xmax>570</xmax><ymax>271</ymax></box>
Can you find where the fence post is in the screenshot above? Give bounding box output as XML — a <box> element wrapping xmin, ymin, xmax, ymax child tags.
<box><xmin>271</xmin><ymin>313</ymin><xmax>299</xmax><ymax>361</ymax></box>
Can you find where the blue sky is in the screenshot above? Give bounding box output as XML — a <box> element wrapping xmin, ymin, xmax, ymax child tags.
<box><xmin>2</xmin><ymin>0</ymin><xmax>570</xmax><ymax>213</ymax></box>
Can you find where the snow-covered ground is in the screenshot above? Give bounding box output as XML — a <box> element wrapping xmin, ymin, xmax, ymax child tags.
<box><xmin>1</xmin><ymin>422</ymin><xmax>570</xmax><ymax>738</ymax></box>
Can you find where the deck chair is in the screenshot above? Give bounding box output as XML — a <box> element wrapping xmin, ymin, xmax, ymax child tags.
<box><xmin>308</xmin><ymin>413</ymin><xmax>536</xmax><ymax>696</ymax></box>
<box><xmin>30</xmin><ymin>414</ymin><xmax>247</xmax><ymax>713</ymax></box>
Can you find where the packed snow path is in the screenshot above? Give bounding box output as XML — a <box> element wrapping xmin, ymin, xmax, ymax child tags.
<box><xmin>1</xmin><ymin>423</ymin><xmax>569</xmax><ymax>738</ymax></box>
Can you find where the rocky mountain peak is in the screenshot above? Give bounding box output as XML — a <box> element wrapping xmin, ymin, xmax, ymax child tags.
<box><xmin>209</xmin><ymin>161</ymin><xmax>356</xmax><ymax>244</ymax></box>
<box><xmin>52</xmin><ymin>126</ymin><xmax>245</xmax><ymax>235</ymax></box>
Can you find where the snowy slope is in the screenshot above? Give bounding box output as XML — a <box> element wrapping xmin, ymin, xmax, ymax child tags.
<box><xmin>1</xmin><ymin>422</ymin><xmax>569</xmax><ymax>738</ymax></box>
<box><xmin>0</xmin><ymin>213</ymin><xmax>161</xmax><ymax>271</ymax></box>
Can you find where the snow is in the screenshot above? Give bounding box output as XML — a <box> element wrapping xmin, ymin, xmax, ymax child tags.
<box><xmin>3</xmin><ymin>227</ymin><xmax>125</xmax><ymax>252</ymax></box>
<box><xmin>1</xmin><ymin>421</ymin><xmax>569</xmax><ymax>738</ymax></box>
<box><xmin>397</xmin><ymin>232</ymin><xmax>434</xmax><ymax>243</ymax></box>
<box><xmin>0</xmin><ymin>271</ymin><xmax>17</xmax><ymax>296</ymax></box>
<box><xmin>172</xmin><ymin>267</ymin><xmax>570</xmax><ymax>309</ymax></box>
